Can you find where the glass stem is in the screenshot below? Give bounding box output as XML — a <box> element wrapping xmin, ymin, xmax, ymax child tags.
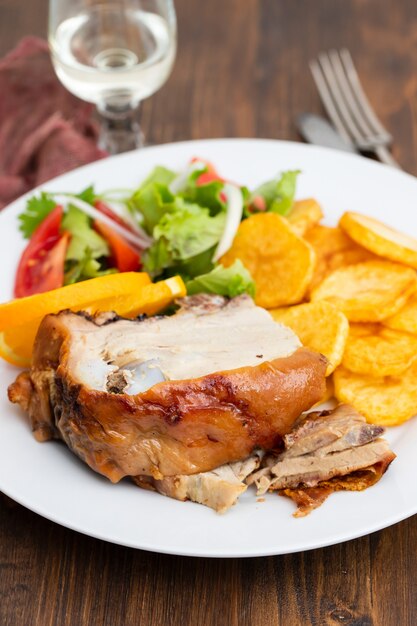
<box><xmin>97</xmin><ymin>101</ymin><xmax>144</xmax><ymax>154</ymax></box>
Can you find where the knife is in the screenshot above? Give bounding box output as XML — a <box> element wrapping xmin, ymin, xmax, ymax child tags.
<box><xmin>296</xmin><ymin>113</ymin><xmax>358</xmax><ymax>154</ymax></box>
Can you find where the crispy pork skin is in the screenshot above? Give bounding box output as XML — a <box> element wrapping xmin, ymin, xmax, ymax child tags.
<box><xmin>9</xmin><ymin>295</ymin><xmax>327</xmax><ymax>482</ymax></box>
<box><xmin>246</xmin><ymin>404</ymin><xmax>395</xmax><ymax>515</ymax></box>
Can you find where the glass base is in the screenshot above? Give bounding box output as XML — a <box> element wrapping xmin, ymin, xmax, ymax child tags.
<box><xmin>97</xmin><ymin>102</ymin><xmax>144</xmax><ymax>154</ymax></box>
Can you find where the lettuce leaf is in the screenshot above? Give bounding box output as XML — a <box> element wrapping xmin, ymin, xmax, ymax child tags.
<box><xmin>62</xmin><ymin>205</ymin><xmax>109</xmax><ymax>261</ymax></box>
<box><xmin>249</xmin><ymin>170</ymin><xmax>300</xmax><ymax>216</ymax></box>
<box><xmin>181</xmin><ymin>171</ymin><xmax>226</xmax><ymax>215</ymax></box>
<box><xmin>186</xmin><ymin>260</ymin><xmax>255</xmax><ymax>298</ymax></box>
<box><xmin>143</xmin><ymin>206</ymin><xmax>225</xmax><ymax>276</ymax></box>
<box><xmin>154</xmin><ymin>207</ymin><xmax>224</xmax><ymax>260</ymax></box>
<box><xmin>177</xmin><ymin>248</ymin><xmax>215</xmax><ymax>279</ymax></box>
<box><xmin>129</xmin><ymin>165</ymin><xmax>227</xmax><ymax>234</ymax></box>
<box><xmin>129</xmin><ymin>183</ymin><xmax>177</xmax><ymax>233</ymax></box>
<box><xmin>128</xmin><ymin>166</ymin><xmax>178</xmax><ymax>232</ymax></box>
<box><xmin>142</xmin><ymin>237</ymin><xmax>172</xmax><ymax>275</ymax></box>
<box><xmin>64</xmin><ymin>248</ymin><xmax>117</xmax><ymax>285</ymax></box>
<box><xmin>138</xmin><ymin>165</ymin><xmax>176</xmax><ymax>189</ymax></box>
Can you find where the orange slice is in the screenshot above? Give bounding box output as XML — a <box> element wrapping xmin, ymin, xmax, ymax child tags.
<box><xmin>0</xmin><ymin>272</ymin><xmax>150</xmax><ymax>331</ymax></box>
<box><xmin>94</xmin><ymin>276</ymin><xmax>187</xmax><ymax>318</ymax></box>
<box><xmin>0</xmin><ymin>274</ymin><xmax>186</xmax><ymax>367</ymax></box>
<box><xmin>0</xmin><ymin>325</ymin><xmax>36</xmax><ymax>367</ymax></box>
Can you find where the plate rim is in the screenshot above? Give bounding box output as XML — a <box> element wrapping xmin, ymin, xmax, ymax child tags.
<box><xmin>1</xmin><ymin>136</ymin><xmax>416</xmax><ymax>558</ymax></box>
<box><xmin>1</xmin><ymin>136</ymin><xmax>415</xmax><ymax>217</ymax></box>
<box><xmin>1</xmin><ymin>476</ymin><xmax>416</xmax><ymax>558</ymax></box>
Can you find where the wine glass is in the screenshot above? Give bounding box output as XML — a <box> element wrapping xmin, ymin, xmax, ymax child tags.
<box><xmin>48</xmin><ymin>0</ymin><xmax>177</xmax><ymax>154</ymax></box>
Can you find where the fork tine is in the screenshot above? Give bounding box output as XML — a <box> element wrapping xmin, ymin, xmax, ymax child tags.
<box><xmin>317</xmin><ymin>51</ymin><xmax>363</xmax><ymax>142</ymax></box>
<box><xmin>339</xmin><ymin>49</ymin><xmax>392</xmax><ymax>142</ymax></box>
<box><xmin>327</xmin><ymin>49</ymin><xmax>376</xmax><ymax>141</ymax></box>
<box><xmin>310</xmin><ymin>49</ymin><xmax>401</xmax><ymax>168</ymax></box>
<box><xmin>309</xmin><ymin>58</ymin><xmax>353</xmax><ymax>144</ymax></box>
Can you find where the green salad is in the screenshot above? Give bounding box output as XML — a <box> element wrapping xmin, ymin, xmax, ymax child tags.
<box><xmin>128</xmin><ymin>159</ymin><xmax>299</xmax><ymax>297</ymax></box>
<box><xmin>15</xmin><ymin>157</ymin><xmax>299</xmax><ymax>299</ymax></box>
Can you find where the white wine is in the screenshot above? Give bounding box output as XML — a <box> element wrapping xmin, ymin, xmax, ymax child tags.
<box><xmin>49</xmin><ymin>5</ymin><xmax>176</xmax><ymax>106</ymax></box>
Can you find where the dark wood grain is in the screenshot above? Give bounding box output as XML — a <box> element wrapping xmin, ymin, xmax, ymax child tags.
<box><xmin>1</xmin><ymin>0</ymin><xmax>417</xmax><ymax>624</ymax></box>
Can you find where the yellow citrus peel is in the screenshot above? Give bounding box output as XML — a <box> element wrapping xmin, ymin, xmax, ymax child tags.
<box><xmin>0</xmin><ymin>273</ymin><xmax>186</xmax><ymax>367</ymax></box>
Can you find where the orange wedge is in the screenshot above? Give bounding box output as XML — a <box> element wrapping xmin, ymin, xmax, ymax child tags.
<box><xmin>86</xmin><ymin>276</ymin><xmax>187</xmax><ymax>318</ymax></box>
<box><xmin>0</xmin><ymin>272</ymin><xmax>150</xmax><ymax>331</ymax></box>
<box><xmin>0</xmin><ymin>274</ymin><xmax>186</xmax><ymax>367</ymax></box>
<box><xmin>0</xmin><ymin>325</ymin><xmax>36</xmax><ymax>367</ymax></box>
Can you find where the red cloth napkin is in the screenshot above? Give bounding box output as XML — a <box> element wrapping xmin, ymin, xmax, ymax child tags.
<box><xmin>0</xmin><ymin>37</ymin><xmax>107</xmax><ymax>209</ymax></box>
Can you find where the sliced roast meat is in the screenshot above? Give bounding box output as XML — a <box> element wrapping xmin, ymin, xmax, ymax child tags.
<box><xmin>282</xmin><ymin>405</ymin><xmax>385</xmax><ymax>458</ymax></box>
<box><xmin>253</xmin><ymin>439</ymin><xmax>392</xmax><ymax>493</ymax></box>
<box><xmin>9</xmin><ymin>295</ymin><xmax>327</xmax><ymax>482</ymax></box>
<box><xmin>62</xmin><ymin>294</ymin><xmax>304</xmax><ymax>387</ymax></box>
<box><xmin>134</xmin><ymin>452</ymin><xmax>263</xmax><ymax>514</ymax></box>
<box><xmin>246</xmin><ymin>404</ymin><xmax>395</xmax><ymax>513</ymax></box>
<box><xmin>281</xmin><ymin>459</ymin><xmax>392</xmax><ymax>517</ymax></box>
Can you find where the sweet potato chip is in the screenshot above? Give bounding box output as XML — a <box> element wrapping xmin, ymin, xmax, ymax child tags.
<box><xmin>287</xmin><ymin>198</ymin><xmax>323</xmax><ymax>237</ymax></box>
<box><xmin>340</xmin><ymin>212</ymin><xmax>417</xmax><ymax>269</ymax></box>
<box><xmin>384</xmin><ymin>292</ymin><xmax>417</xmax><ymax>335</ymax></box>
<box><xmin>311</xmin><ymin>260</ymin><xmax>417</xmax><ymax>321</ymax></box>
<box><xmin>271</xmin><ymin>301</ymin><xmax>349</xmax><ymax>374</ymax></box>
<box><xmin>334</xmin><ymin>363</ymin><xmax>417</xmax><ymax>426</ymax></box>
<box><xmin>220</xmin><ymin>213</ymin><xmax>316</xmax><ymax>308</ymax></box>
<box><xmin>343</xmin><ymin>323</ymin><xmax>417</xmax><ymax>376</ymax></box>
<box><xmin>304</xmin><ymin>225</ymin><xmax>376</xmax><ymax>294</ymax></box>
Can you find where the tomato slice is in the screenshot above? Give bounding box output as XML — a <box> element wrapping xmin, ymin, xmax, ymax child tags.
<box><xmin>30</xmin><ymin>204</ymin><xmax>63</xmax><ymax>247</ymax></box>
<box><xmin>14</xmin><ymin>205</ymin><xmax>68</xmax><ymax>298</ymax></box>
<box><xmin>94</xmin><ymin>199</ymin><xmax>136</xmax><ymax>233</ymax></box>
<box><xmin>94</xmin><ymin>220</ymin><xmax>141</xmax><ymax>272</ymax></box>
<box><xmin>190</xmin><ymin>157</ymin><xmax>224</xmax><ymax>187</ymax></box>
<box><xmin>248</xmin><ymin>195</ymin><xmax>267</xmax><ymax>213</ymax></box>
<box><xmin>14</xmin><ymin>232</ymin><xmax>70</xmax><ymax>298</ymax></box>
<box><xmin>190</xmin><ymin>157</ymin><xmax>219</xmax><ymax>176</ymax></box>
<box><xmin>190</xmin><ymin>157</ymin><xmax>227</xmax><ymax>203</ymax></box>
<box><xmin>196</xmin><ymin>171</ymin><xmax>225</xmax><ymax>186</ymax></box>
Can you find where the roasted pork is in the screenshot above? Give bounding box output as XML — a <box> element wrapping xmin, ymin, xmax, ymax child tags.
<box><xmin>9</xmin><ymin>295</ymin><xmax>327</xmax><ymax>483</ymax></box>
<box><xmin>134</xmin><ymin>452</ymin><xmax>263</xmax><ymax>514</ymax></box>
<box><xmin>131</xmin><ymin>405</ymin><xmax>394</xmax><ymax>514</ymax></box>
<box><xmin>246</xmin><ymin>404</ymin><xmax>395</xmax><ymax>516</ymax></box>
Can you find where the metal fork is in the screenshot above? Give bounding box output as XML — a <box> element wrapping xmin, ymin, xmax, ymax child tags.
<box><xmin>310</xmin><ymin>49</ymin><xmax>400</xmax><ymax>168</ymax></box>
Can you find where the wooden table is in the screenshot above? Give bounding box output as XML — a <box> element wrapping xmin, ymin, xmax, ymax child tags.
<box><xmin>1</xmin><ymin>1</ymin><xmax>417</xmax><ymax>624</ymax></box>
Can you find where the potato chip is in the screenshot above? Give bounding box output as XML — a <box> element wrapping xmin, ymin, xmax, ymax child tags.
<box><xmin>286</xmin><ymin>198</ymin><xmax>323</xmax><ymax>237</ymax></box>
<box><xmin>220</xmin><ymin>213</ymin><xmax>316</xmax><ymax>308</ymax></box>
<box><xmin>311</xmin><ymin>260</ymin><xmax>417</xmax><ymax>321</ymax></box>
<box><xmin>340</xmin><ymin>212</ymin><xmax>417</xmax><ymax>269</ymax></box>
<box><xmin>342</xmin><ymin>323</ymin><xmax>417</xmax><ymax>376</ymax></box>
<box><xmin>384</xmin><ymin>292</ymin><xmax>417</xmax><ymax>335</ymax></box>
<box><xmin>271</xmin><ymin>301</ymin><xmax>349</xmax><ymax>374</ymax></box>
<box><xmin>304</xmin><ymin>225</ymin><xmax>376</xmax><ymax>294</ymax></box>
<box><xmin>334</xmin><ymin>363</ymin><xmax>417</xmax><ymax>426</ymax></box>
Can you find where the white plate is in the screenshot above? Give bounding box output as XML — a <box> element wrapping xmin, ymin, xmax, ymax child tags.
<box><xmin>0</xmin><ymin>139</ymin><xmax>416</xmax><ymax>558</ymax></box>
